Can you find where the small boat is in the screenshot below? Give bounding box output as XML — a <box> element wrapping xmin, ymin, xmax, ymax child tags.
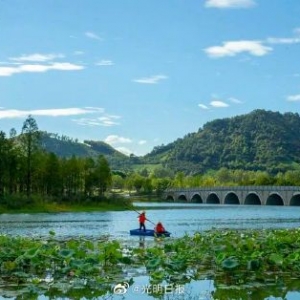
<box><xmin>129</xmin><ymin>228</ymin><xmax>171</xmax><ymax>237</ymax></box>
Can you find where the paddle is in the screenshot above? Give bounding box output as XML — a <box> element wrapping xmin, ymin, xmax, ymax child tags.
<box><xmin>119</xmin><ymin>198</ymin><xmax>156</xmax><ymax>226</ymax></box>
<box><xmin>132</xmin><ymin>208</ymin><xmax>156</xmax><ymax>226</ymax></box>
<box><xmin>124</xmin><ymin>203</ymin><xmax>156</xmax><ymax>225</ymax></box>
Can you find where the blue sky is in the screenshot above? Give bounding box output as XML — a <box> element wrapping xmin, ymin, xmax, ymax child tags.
<box><xmin>1</xmin><ymin>0</ymin><xmax>300</xmax><ymax>156</ymax></box>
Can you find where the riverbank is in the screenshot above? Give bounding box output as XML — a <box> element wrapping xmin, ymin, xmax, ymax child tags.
<box><xmin>0</xmin><ymin>196</ymin><xmax>134</xmax><ymax>213</ymax></box>
<box><xmin>0</xmin><ymin>202</ymin><xmax>131</xmax><ymax>213</ymax></box>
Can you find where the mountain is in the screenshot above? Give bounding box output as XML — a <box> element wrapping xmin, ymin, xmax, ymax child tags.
<box><xmin>39</xmin><ymin>132</ymin><xmax>133</xmax><ymax>170</ymax></box>
<box><xmin>143</xmin><ymin>109</ymin><xmax>300</xmax><ymax>174</ymax></box>
<box><xmin>38</xmin><ymin>110</ymin><xmax>300</xmax><ymax>175</ymax></box>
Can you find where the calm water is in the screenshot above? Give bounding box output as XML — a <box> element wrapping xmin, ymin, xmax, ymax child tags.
<box><xmin>1</xmin><ymin>203</ymin><xmax>300</xmax><ymax>239</ymax></box>
<box><xmin>1</xmin><ymin>203</ymin><xmax>300</xmax><ymax>300</ymax></box>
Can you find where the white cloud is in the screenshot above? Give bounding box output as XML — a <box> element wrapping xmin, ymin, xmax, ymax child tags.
<box><xmin>205</xmin><ymin>0</ymin><xmax>255</xmax><ymax>9</ymax></box>
<box><xmin>228</xmin><ymin>97</ymin><xmax>242</xmax><ymax>103</ymax></box>
<box><xmin>198</xmin><ymin>104</ymin><xmax>209</xmax><ymax>110</ymax></box>
<box><xmin>286</xmin><ymin>94</ymin><xmax>300</xmax><ymax>102</ymax></box>
<box><xmin>96</xmin><ymin>60</ymin><xmax>114</xmax><ymax>66</ymax></box>
<box><xmin>0</xmin><ymin>62</ymin><xmax>84</xmax><ymax>77</ymax></box>
<box><xmin>73</xmin><ymin>115</ymin><xmax>120</xmax><ymax>127</ymax></box>
<box><xmin>104</xmin><ymin>135</ymin><xmax>132</xmax><ymax>144</ymax></box>
<box><xmin>97</xmin><ymin>116</ymin><xmax>120</xmax><ymax>126</ymax></box>
<box><xmin>210</xmin><ymin>100</ymin><xmax>229</xmax><ymax>107</ymax></box>
<box><xmin>50</xmin><ymin>62</ymin><xmax>84</xmax><ymax>71</ymax></box>
<box><xmin>204</xmin><ymin>40</ymin><xmax>272</xmax><ymax>58</ymax></box>
<box><xmin>0</xmin><ymin>67</ymin><xmax>18</xmax><ymax>76</ymax></box>
<box><xmin>85</xmin><ymin>31</ymin><xmax>102</xmax><ymax>40</ymax></box>
<box><xmin>83</xmin><ymin>106</ymin><xmax>104</xmax><ymax>112</ymax></box>
<box><xmin>138</xmin><ymin>140</ymin><xmax>147</xmax><ymax>145</ymax></box>
<box><xmin>10</xmin><ymin>53</ymin><xmax>64</xmax><ymax>62</ymax></box>
<box><xmin>0</xmin><ymin>107</ymin><xmax>104</xmax><ymax>119</ymax></box>
<box><xmin>266</xmin><ymin>37</ymin><xmax>300</xmax><ymax>44</ymax></box>
<box><xmin>115</xmin><ymin>146</ymin><xmax>133</xmax><ymax>156</ymax></box>
<box><xmin>133</xmin><ymin>75</ymin><xmax>168</xmax><ymax>84</ymax></box>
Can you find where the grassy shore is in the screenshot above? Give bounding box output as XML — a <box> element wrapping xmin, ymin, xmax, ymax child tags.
<box><xmin>0</xmin><ymin>202</ymin><xmax>133</xmax><ymax>214</ymax></box>
<box><xmin>0</xmin><ymin>194</ymin><xmax>134</xmax><ymax>213</ymax></box>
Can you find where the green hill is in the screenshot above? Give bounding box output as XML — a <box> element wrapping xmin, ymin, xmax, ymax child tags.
<box><xmin>38</xmin><ymin>110</ymin><xmax>300</xmax><ymax>175</ymax></box>
<box><xmin>40</xmin><ymin>132</ymin><xmax>132</xmax><ymax>170</ymax></box>
<box><xmin>144</xmin><ymin>109</ymin><xmax>300</xmax><ymax>174</ymax></box>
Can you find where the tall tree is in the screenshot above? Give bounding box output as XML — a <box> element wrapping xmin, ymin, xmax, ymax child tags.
<box><xmin>44</xmin><ymin>152</ymin><xmax>62</xmax><ymax>196</ymax></box>
<box><xmin>9</xmin><ymin>128</ymin><xmax>17</xmax><ymax>138</ymax></box>
<box><xmin>21</xmin><ymin>115</ymin><xmax>40</xmax><ymax>197</ymax></box>
<box><xmin>83</xmin><ymin>157</ymin><xmax>96</xmax><ymax>197</ymax></box>
<box><xmin>0</xmin><ymin>131</ymin><xmax>9</xmax><ymax>196</ymax></box>
<box><xmin>94</xmin><ymin>155</ymin><xmax>112</xmax><ymax>196</ymax></box>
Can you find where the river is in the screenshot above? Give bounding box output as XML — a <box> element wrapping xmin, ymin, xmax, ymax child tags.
<box><xmin>1</xmin><ymin>203</ymin><xmax>300</xmax><ymax>239</ymax></box>
<box><xmin>1</xmin><ymin>203</ymin><xmax>300</xmax><ymax>300</ymax></box>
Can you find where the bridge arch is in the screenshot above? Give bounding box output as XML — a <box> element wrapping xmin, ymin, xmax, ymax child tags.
<box><xmin>191</xmin><ymin>193</ymin><xmax>203</xmax><ymax>203</ymax></box>
<box><xmin>224</xmin><ymin>192</ymin><xmax>240</xmax><ymax>205</ymax></box>
<box><xmin>245</xmin><ymin>193</ymin><xmax>261</xmax><ymax>205</ymax></box>
<box><xmin>290</xmin><ymin>193</ymin><xmax>300</xmax><ymax>206</ymax></box>
<box><xmin>266</xmin><ymin>193</ymin><xmax>284</xmax><ymax>206</ymax></box>
<box><xmin>178</xmin><ymin>194</ymin><xmax>188</xmax><ymax>202</ymax></box>
<box><xmin>165</xmin><ymin>195</ymin><xmax>175</xmax><ymax>202</ymax></box>
<box><xmin>206</xmin><ymin>193</ymin><xmax>220</xmax><ymax>204</ymax></box>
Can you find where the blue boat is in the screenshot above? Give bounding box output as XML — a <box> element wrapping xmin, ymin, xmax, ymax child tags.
<box><xmin>130</xmin><ymin>228</ymin><xmax>171</xmax><ymax>237</ymax></box>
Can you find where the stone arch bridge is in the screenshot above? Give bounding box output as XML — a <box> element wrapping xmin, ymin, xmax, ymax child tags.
<box><xmin>164</xmin><ymin>186</ymin><xmax>300</xmax><ymax>206</ymax></box>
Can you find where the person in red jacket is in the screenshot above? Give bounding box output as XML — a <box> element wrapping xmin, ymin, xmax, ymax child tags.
<box><xmin>138</xmin><ymin>211</ymin><xmax>146</xmax><ymax>231</ymax></box>
<box><xmin>154</xmin><ymin>221</ymin><xmax>166</xmax><ymax>233</ymax></box>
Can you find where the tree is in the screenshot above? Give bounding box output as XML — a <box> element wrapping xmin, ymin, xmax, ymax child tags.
<box><xmin>62</xmin><ymin>156</ymin><xmax>82</xmax><ymax>199</ymax></box>
<box><xmin>44</xmin><ymin>152</ymin><xmax>62</xmax><ymax>196</ymax></box>
<box><xmin>130</xmin><ymin>173</ymin><xmax>144</xmax><ymax>193</ymax></box>
<box><xmin>112</xmin><ymin>175</ymin><xmax>125</xmax><ymax>190</ymax></box>
<box><xmin>0</xmin><ymin>131</ymin><xmax>9</xmax><ymax>196</ymax></box>
<box><xmin>83</xmin><ymin>157</ymin><xmax>96</xmax><ymax>197</ymax></box>
<box><xmin>21</xmin><ymin>115</ymin><xmax>40</xmax><ymax>197</ymax></box>
<box><xmin>174</xmin><ymin>172</ymin><xmax>185</xmax><ymax>188</ymax></box>
<box><xmin>9</xmin><ymin>128</ymin><xmax>17</xmax><ymax>138</ymax></box>
<box><xmin>94</xmin><ymin>155</ymin><xmax>112</xmax><ymax>196</ymax></box>
<box><xmin>215</xmin><ymin>168</ymin><xmax>233</xmax><ymax>185</ymax></box>
<box><xmin>152</xmin><ymin>177</ymin><xmax>171</xmax><ymax>196</ymax></box>
<box><xmin>254</xmin><ymin>171</ymin><xmax>274</xmax><ymax>186</ymax></box>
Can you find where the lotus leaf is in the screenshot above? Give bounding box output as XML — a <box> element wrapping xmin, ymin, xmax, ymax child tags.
<box><xmin>221</xmin><ymin>258</ymin><xmax>239</xmax><ymax>270</ymax></box>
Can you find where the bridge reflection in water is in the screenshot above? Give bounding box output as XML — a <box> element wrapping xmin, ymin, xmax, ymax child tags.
<box><xmin>164</xmin><ymin>186</ymin><xmax>300</xmax><ymax>206</ymax></box>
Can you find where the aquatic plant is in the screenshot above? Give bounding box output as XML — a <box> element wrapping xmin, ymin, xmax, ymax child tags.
<box><xmin>1</xmin><ymin>229</ymin><xmax>300</xmax><ymax>298</ymax></box>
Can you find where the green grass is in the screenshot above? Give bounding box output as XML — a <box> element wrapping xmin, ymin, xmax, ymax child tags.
<box><xmin>0</xmin><ymin>203</ymin><xmax>127</xmax><ymax>213</ymax></box>
<box><xmin>0</xmin><ymin>198</ymin><xmax>133</xmax><ymax>213</ymax></box>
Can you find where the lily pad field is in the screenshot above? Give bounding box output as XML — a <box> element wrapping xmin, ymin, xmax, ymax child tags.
<box><xmin>1</xmin><ymin>228</ymin><xmax>300</xmax><ymax>299</ymax></box>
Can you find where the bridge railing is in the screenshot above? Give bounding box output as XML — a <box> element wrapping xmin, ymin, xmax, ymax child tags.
<box><xmin>165</xmin><ymin>186</ymin><xmax>300</xmax><ymax>193</ymax></box>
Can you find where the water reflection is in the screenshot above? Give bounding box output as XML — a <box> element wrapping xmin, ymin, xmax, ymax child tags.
<box><xmin>1</xmin><ymin>277</ymin><xmax>300</xmax><ymax>299</ymax></box>
<box><xmin>139</xmin><ymin>236</ymin><xmax>146</xmax><ymax>249</ymax></box>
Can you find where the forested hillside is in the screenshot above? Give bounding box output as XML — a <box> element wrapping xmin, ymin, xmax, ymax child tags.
<box><xmin>3</xmin><ymin>110</ymin><xmax>300</xmax><ymax>179</ymax></box>
<box><xmin>40</xmin><ymin>132</ymin><xmax>132</xmax><ymax>170</ymax></box>
<box><xmin>144</xmin><ymin>110</ymin><xmax>300</xmax><ymax>174</ymax></box>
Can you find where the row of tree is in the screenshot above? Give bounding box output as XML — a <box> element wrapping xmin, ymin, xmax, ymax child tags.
<box><xmin>112</xmin><ymin>167</ymin><xmax>300</xmax><ymax>195</ymax></box>
<box><xmin>0</xmin><ymin>116</ymin><xmax>112</xmax><ymax>203</ymax></box>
